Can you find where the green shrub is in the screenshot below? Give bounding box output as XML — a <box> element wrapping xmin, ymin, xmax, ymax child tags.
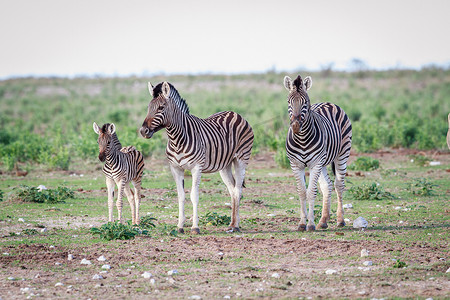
<box><xmin>22</xmin><ymin>229</ymin><xmax>38</xmax><ymax>235</ymax></box>
<box><xmin>0</xmin><ymin>190</ymin><xmax>3</xmax><ymax>201</ymax></box>
<box><xmin>393</xmin><ymin>260</ymin><xmax>407</xmax><ymax>268</ymax></box>
<box><xmin>348</xmin><ymin>183</ymin><xmax>395</xmax><ymax>200</ymax></box>
<box><xmin>200</xmin><ymin>212</ymin><xmax>231</xmax><ymax>226</ymax></box>
<box><xmin>408</xmin><ymin>154</ymin><xmax>431</xmax><ymax>166</ymax></box>
<box><xmin>407</xmin><ymin>178</ymin><xmax>437</xmax><ymax>196</ymax></box>
<box><xmin>274</xmin><ymin>148</ymin><xmax>290</xmax><ymax>169</ymax></box>
<box><xmin>90</xmin><ymin>221</ymin><xmax>149</xmax><ymax>241</ymax></box>
<box><xmin>348</xmin><ymin>156</ymin><xmax>379</xmax><ymax>171</ymax></box>
<box><xmin>138</xmin><ymin>215</ymin><xmax>157</xmax><ymax>229</ymax></box>
<box><xmin>9</xmin><ymin>185</ymin><xmax>74</xmax><ymax>203</ymax></box>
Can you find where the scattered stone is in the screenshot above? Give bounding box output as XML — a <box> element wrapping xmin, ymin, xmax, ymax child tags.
<box><xmin>20</xmin><ymin>287</ymin><xmax>31</xmax><ymax>293</ymax></box>
<box><xmin>18</xmin><ymin>218</ymin><xmax>25</xmax><ymax>223</ymax></box>
<box><xmin>55</xmin><ymin>262</ymin><xmax>62</xmax><ymax>266</ymax></box>
<box><xmin>37</xmin><ymin>185</ymin><xmax>47</xmax><ymax>191</ymax></box>
<box><xmin>167</xmin><ymin>278</ymin><xmax>176</xmax><ymax>284</ymax></box>
<box><xmin>40</xmin><ymin>228</ymin><xmax>47</xmax><ymax>233</ymax></box>
<box><xmin>217</xmin><ymin>252</ymin><xmax>224</xmax><ymax>256</ymax></box>
<box><xmin>49</xmin><ymin>245</ymin><xmax>55</xmax><ymax>249</ymax></box>
<box><xmin>55</xmin><ymin>282</ymin><xmax>64</xmax><ymax>287</ymax></box>
<box><xmin>68</xmin><ymin>254</ymin><xmax>74</xmax><ymax>261</ymax></box>
<box><xmin>224</xmin><ymin>296</ymin><xmax>231</xmax><ymax>299</ymax></box>
<box><xmin>394</xmin><ymin>206</ymin><xmax>402</xmax><ymax>210</ymax></box>
<box><xmin>267</xmin><ymin>214</ymin><xmax>275</xmax><ymax>217</ymax></box>
<box><xmin>343</xmin><ymin>203</ymin><xmax>353</xmax><ymax>209</ymax></box>
<box><xmin>80</xmin><ymin>258</ymin><xmax>92</xmax><ymax>265</ymax></box>
<box><xmin>97</xmin><ymin>255</ymin><xmax>107</xmax><ymax>261</ymax></box>
<box><xmin>361</xmin><ymin>249</ymin><xmax>370</xmax><ymax>257</ymax></box>
<box><xmin>344</xmin><ymin>218</ymin><xmax>351</xmax><ymax>223</ymax></box>
<box><xmin>188</xmin><ymin>296</ymin><xmax>202</xmax><ymax>300</ymax></box>
<box><xmin>92</xmin><ymin>274</ymin><xmax>103</xmax><ymax>280</ymax></box>
<box><xmin>7</xmin><ymin>277</ymin><xmax>16</xmax><ymax>281</ymax></box>
<box><xmin>101</xmin><ymin>264</ymin><xmax>111</xmax><ymax>270</ymax></box>
<box><xmin>429</xmin><ymin>161</ymin><xmax>441</xmax><ymax>166</ymax></box>
<box><xmin>167</xmin><ymin>269</ymin><xmax>178</xmax><ymax>276</ymax></box>
<box><xmin>325</xmin><ymin>269</ymin><xmax>338</xmax><ymax>275</ymax></box>
<box><xmin>142</xmin><ymin>271</ymin><xmax>152</xmax><ymax>279</ymax></box>
<box><xmin>363</xmin><ymin>261</ymin><xmax>373</xmax><ymax>266</ymax></box>
<box><xmin>271</xmin><ymin>273</ymin><xmax>280</xmax><ymax>278</ymax></box>
<box><xmin>353</xmin><ymin>217</ymin><xmax>368</xmax><ymax>229</ymax></box>
<box><xmin>446</xmin><ymin>267</ymin><xmax>450</xmax><ymax>273</ymax></box>
<box><xmin>150</xmin><ymin>278</ymin><xmax>156</xmax><ymax>285</ymax></box>
<box><xmin>3</xmin><ymin>252</ymin><xmax>9</xmax><ymax>256</ymax></box>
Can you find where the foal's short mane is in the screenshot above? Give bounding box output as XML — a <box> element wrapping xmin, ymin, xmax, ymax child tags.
<box><xmin>153</xmin><ymin>82</ymin><xmax>190</xmax><ymax>114</ymax></box>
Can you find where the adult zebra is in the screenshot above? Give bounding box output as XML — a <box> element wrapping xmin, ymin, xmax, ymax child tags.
<box><xmin>93</xmin><ymin>122</ymin><xmax>145</xmax><ymax>225</ymax></box>
<box><xmin>140</xmin><ymin>82</ymin><xmax>254</xmax><ymax>234</ymax></box>
<box><xmin>284</xmin><ymin>75</ymin><xmax>352</xmax><ymax>231</ymax></box>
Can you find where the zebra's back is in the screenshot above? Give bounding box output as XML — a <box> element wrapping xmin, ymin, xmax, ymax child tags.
<box><xmin>286</xmin><ymin>102</ymin><xmax>352</xmax><ymax>167</ymax></box>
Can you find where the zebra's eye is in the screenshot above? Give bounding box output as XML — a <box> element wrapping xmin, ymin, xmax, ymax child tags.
<box><xmin>158</xmin><ymin>105</ymin><xmax>164</xmax><ymax>111</ymax></box>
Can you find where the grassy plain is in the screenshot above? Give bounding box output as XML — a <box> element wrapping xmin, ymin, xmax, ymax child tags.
<box><xmin>0</xmin><ymin>69</ymin><xmax>449</xmax><ymax>298</ymax></box>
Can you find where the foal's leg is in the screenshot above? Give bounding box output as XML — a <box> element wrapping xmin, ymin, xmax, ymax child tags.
<box><xmin>317</xmin><ymin>166</ymin><xmax>332</xmax><ymax>229</ymax></box>
<box><xmin>219</xmin><ymin>163</ymin><xmax>238</xmax><ymax>232</ymax></box>
<box><xmin>106</xmin><ymin>177</ymin><xmax>115</xmax><ymax>222</ymax></box>
<box><xmin>123</xmin><ymin>183</ymin><xmax>135</xmax><ymax>224</ymax></box>
<box><xmin>115</xmin><ymin>179</ymin><xmax>126</xmax><ymax>223</ymax></box>
<box><xmin>190</xmin><ymin>165</ymin><xmax>202</xmax><ymax>234</ymax></box>
<box><xmin>132</xmin><ymin>179</ymin><xmax>142</xmax><ymax>225</ymax></box>
<box><xmin>170</xmin><ymin>164</ymin><xmax>186</xmax><ymax>233</ymax></box>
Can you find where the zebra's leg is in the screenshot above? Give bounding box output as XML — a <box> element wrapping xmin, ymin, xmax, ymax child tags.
<box><xmin>291</xmin><ymin>164</ymin><xmax>307</xmax><ymax>231</ymax></box>
<box><xmin>170</xmin><ymin>164</ymin><xmax>186</xmax><ymax>233</ymax></box>
<box><xmin>190</xmin><ymin>165</ymin><xmax>202</xmax><ymax>234</ymax></box>
<box><xmin>123</xmin><ymin>183</ymin><xmax>135</xmax><ymax>225</ymax></box>
<box><xmin>306</xmin><ymin>165</ymin><xmax>322</xmax><ymax>231</ymax></box>
<box><xmin>232</xmin><ymin>158</ymin><xmax>246</xmax><ymax>231</ymax></box>
<box><xmin>317</xmin><ymin>166</ymin><xmax>332</xmax><ymax>229</ymax></box>
<box><xmin>219</xmin><ymin>163</ymin><xmax>239</xmax><ymax>232</ymax></box>
<box><xmin>132</xmin><ymin>180</ymin><xmax>142</xmax><ymax>225</ymax></box>
<box><xmin>106</xmin><ymin>177</ymin><xmax>115</xmax><ymax>222</ymax></box>
<box><xmin>115</xmin><ymin>180</ymin><xmax>126</xmax><ymax>224</ymax></box>
<box><xmin>334</xmin><ymin>158</ymin><xmax>348</xmax><ymax>227</ymax></box>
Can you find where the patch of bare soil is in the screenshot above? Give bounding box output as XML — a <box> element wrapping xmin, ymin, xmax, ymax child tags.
<box><xmin>0</xmin><ymin>236</ymin><xmax>448</xmax><ymax>299</ymax></box>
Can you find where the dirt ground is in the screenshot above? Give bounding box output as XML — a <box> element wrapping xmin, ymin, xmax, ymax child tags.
<box><xmin>0</xmin><ymin>151</ymin><xmax>449</xmax><ymax>299</ymax></box>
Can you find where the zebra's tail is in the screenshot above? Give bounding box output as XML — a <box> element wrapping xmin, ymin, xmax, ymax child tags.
<box><xmin>331</xmin><ymin>162</ymin><xmax>336</xmax><ymax>176</ymax></box>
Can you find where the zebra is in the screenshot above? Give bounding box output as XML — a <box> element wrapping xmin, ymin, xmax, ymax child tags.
<box><xmin>139</xmin><ymin>81</ymin><xmax>254</xmax><ymax>234</ymax></box>
<box><xmin>93</xmin><ymin>122</ymin><xmax>145</xmax><ymax>225</ymax></box>
<box><xmin>283</xmin><ymin>75</ymin><xmax>352</xmax><ymax>231</ymax></box>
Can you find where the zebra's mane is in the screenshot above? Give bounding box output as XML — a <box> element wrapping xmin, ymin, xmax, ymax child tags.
<box><xmin>153</xmin><ymin>82</ymin><xmax>190</xmax><ymax>114</ymax></box>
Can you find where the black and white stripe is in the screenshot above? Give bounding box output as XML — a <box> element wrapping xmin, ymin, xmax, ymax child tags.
<box><xmin>93</xmin><ymin>122</ymin><xmax>144</xmax><ymax>225</ymax></box>
<box><xmin>284</xmin><ymin>75</ymin><xmax>352</xmax><ymax>231</ymax></box>
<box><xmin>140</xmin><ymin>81</ymin><xmax>254</xmax><ymax>233</ymax></box>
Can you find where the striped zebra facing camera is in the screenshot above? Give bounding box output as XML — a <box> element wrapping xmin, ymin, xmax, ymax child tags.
<box><xmin>140</xmin><ymin>81</ymin><xmax>254</xmax><ymax>234</ymax></box>
<box><xmin>93</xmin><ymin>122</ymin><xmax>144</xmax><ymax>226</ymax></box>
<box><xmin>284</xmin><ymin>75</ymin><xmax>352</xmax><ymax>232</ymax></box>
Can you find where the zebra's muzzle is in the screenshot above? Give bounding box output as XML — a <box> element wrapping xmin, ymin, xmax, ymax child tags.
<box><xmin>290</xmin><ymin>118</ymin><xmax>302</xmax><ymax>134</ymax></box>
<box><xmin>139</xmin><ymin>126</ymin><xmax>154</xmax><ymax>139</ymax></box>
<box><xmin>98</xmin><ymin>152</ymin><xmax>106</xmax><ymax>162</ymax></box>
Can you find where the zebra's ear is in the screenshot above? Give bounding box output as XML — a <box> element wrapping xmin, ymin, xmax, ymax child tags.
<box><xmin>147</xmin><ymin>82</ymin><xmax>154</xmax><ymax>95</ymax></box>
<box><xmin>304</xmin><ymin>76</ymin><xmax>312</xmax><ymax>91</ymax></box>
<box><xmin>162</xmin><ymin>82</ymin><xmax>170</xmax><ymax>98</ymax></box>
<box><xmin>108</xmin><ymin>123</ymin><xmax>116</xmax><ymax>135</ymax></box>
<box><xmin>284</xmin><ymin>76</ymin><xmax>293</xmax><ymax>91</ymax></box>
<box><xmin>93</xmin><ymin>122</ymin><xmax>100</xmax><ymax>135</ymax></box>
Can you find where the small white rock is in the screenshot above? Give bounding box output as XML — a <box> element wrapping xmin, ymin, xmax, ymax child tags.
<box><xmin>271</xmin><ymin>273</ymin><xmax>280</xmax><ymax>278</ymax></box>
<box><xmin>189</xmin><ymin>296</ymin><xmax>202</xmax><ymax>300</ymax></box>
<box><xmin>55</xmin><ymin>282</ymin><xmax>64</xmax><ymax>287</ymax></box>
<box><xmin>80</xmin><ymin>258</ymin><xmax>92</xmax><ymax>265</ymax></box>
<box><xmin>217</xmin><ymin>252</ymin><xmax>224</xmax><ymax>256</ymax></box>
<box><xmin>429</xmin><ymin>161</ymin><xmax>441</xmax><ymax>166</ymax></box>
<box><xmin>7</xmin><ymin>277</ymin><xmax>16</xmax><ymax>281</ymax></box>
<box><xmin>363</xmin><ymin>261</ymin><xmax>373</xmax><ymax>266</ymax></box>
<box><xmin>92</xmin><ymin>274</ymin><xmax>103</xmax><ymax>280</ymax></box>
<box><xmin>37</xmin><ymin>185</ymin><xmax>47</xmax><ymax>191</ymax></box>
<box><xmin>150</xmin><ymin>278</ymin><xmax>156</xmax><ymax>285</ymax></box>
<box><xmin>325</xmin><ymin>269</ymin><xmax>338</xmax><ymax>275</ymax></box>
<box><xmin>167</xmin><ymin>269</ymin><xmax>178</xmax><ymax>276</ymax></box>
<box><xmin>49</xmin><ymin>245</ymin><xmax>55</xmax><ymax>249</ymax></box>
<box><xmin>267</xmin><ymin>214</ymin><xmax>275</xmax><ymax>217</ymax></box>
<box><xmin>224</xmin><ymin>296</ymin><xmax>231</xmax><ymax>299</ymax></box>
<box><xmin>361</xmin><ymin>249</ymin><xmax>370</xmax><ymax>257</ymax></box>
<box><xmin>446</xmin><ymin>267</ymin><xmax>450</xmax><ymax>273</ymax></box>
<box><xmin>55</xmin><ymin>262</ymin><xmax>62</xmax><ymax>266</ymax></box>
<box><xmin>101</xmin><ymin>264</ymin><xmax>111</xmax><ymax>270</ymax></box>
<box><xmin>97</xmin><ymin>255</ymin><xmax>106</xmax><ymax>261</ymax></box>
<box><xmin>142</xmin><ymin>271</ymin><xmax>152</xmax><ymax>279</ymax></box>
<box><xmin>344</xmin><ymin>218</ymin><xmax>351</xmax><ymax>223</ymax></box>
<box><xmin>68</xmin><ymin>254</ymin><xmax>74</xmax><ymax>261</ymax></box>
<box><xmin>394</xmin><ymin>206</ymin><xmax>402</xmax><ymax>210</ymax></box>
<box><xmin>3</xmin><ymin>252</ymin><xmax>9</xmax><ymax>256</ymax></box>
<box><xmin>18</xmin><ymin>218</ymin><xmax>25</xmax><ymax>223</ymax></box>
<box><xmin>20</xmin><ymin>287</ymin><xmax>31</xmax><ymax>293</ymax></box>
<box><xmin>353</xmin><ymin>217</ymin><xmax>368</xmax><ymax>229</ymax></box>
<box><xmin>343</xmin><ymin>203</ymin><xmax>353</xmax><ymax>209</ymax></box>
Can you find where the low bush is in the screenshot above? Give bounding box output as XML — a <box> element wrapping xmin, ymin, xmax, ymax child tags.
<box><xmin>407</xmin><ymin>178</ymin><xmax>437</xmax><ymax>196</ymax></box>
<box><xmin>138</xmin><ymin>215</ymin><xmax>157</xmax><ymax>229</ymax></box>
<box><xmin>348</xmin><ymin>156</ymin><xmax>379</xmax><ymax>171</ymax></box>
<box><xmin>9</xmin><ymin>185</ymin><xmax>75</xmax><ymax>203</ymax></box>
<box><xmin>90</xmin><ymin>221</ymin><xmax>149</xmax><ymax>241</ymax></box>
<box><xmin>348</xmin><ymin>182</ymin><xmax>395</xmax><ymax>200</ymax></box>
<box><xmin>200</xmin><ymin>212</ymin><xmax>231</xmax><ymax>226</ymax></box>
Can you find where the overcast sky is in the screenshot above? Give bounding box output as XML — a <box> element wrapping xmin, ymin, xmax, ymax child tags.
<box><xmin>0</xmin><ymin>0</ymin><xmax>449</xmax><ymax>79</ymax></box>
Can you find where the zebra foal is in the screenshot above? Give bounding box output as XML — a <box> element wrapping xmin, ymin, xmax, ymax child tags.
<box><xmin>93</xmin><ymin>122</ymin><xmax>145</xmax><ymax>225</ymax></box>
<box><xmin>284</xmin><ymin>75</ymin><xmax>352</xmax><ymax>231</ymax></box>
<box><xmin>139</xmin><ymin>81</ymin><xmax>253</xmax><ymax>234</ymax></box>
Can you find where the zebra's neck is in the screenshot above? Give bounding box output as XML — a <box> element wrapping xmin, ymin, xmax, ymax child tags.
<box><xmin>168</xmin><ymin>85</ymin><xmax>189</xmax><ymax>114</ymax></box>
<box><xmin>105</xmin><ymin>134</ymin><xmax>123</xmax><ymax>164</ymax></box>
<box><xmin>166</xmin><ymin>112</ymin><xmax>194</xmax><ymax>150</ymax></box>
<box><xmin>294</xmin><ymin>111</ymin><xmax>316</xmax><ymax>137</ymax></box>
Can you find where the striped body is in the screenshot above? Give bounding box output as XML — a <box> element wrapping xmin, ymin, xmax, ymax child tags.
<box><xmin>284</xmin><ymin>75</ymin><xmax>352</xmax><ymax>231</ymax></box>
<box><xmin>140</xmin><ymin>81</ymin><xmax>253</xmax><ymax>233</ymax></box>
<box><xmin>94</xmin><ymin>122</ymin><xmax>144</xmax><ymax>225</ymax></box>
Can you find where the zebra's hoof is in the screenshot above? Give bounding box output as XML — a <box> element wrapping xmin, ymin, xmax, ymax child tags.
<box><xmin>178</xmin><ymin>228</ymin><xmax>185</xmax><ymax>234</ymax></box>
<box><xmin>318</xmin><ymin>222</ymin><xmax>328</xmax><ymax>229</ymax></box>
<box><xmin>306</xmin><ymin>225</ymin><xmax>316</xmax><ymax>232</ymax></box>
<box><xmin>337</xmin><ymin>221</ymin><xmax>346</xmax><ymax>227</ymax></box>
<box><xmin>226</xmin><ymin>227</ymin><xmax>240</xmax><ymax>233</ymax></box>
<box><xmin>297</xmin><ymin>224</ymin><xmax>307</xmax><ymax>231</ymax></box>
<box><xmin>191</xmin><ymin>228</ymin><xmax>200</xmax><ymax>235</ymax></box>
